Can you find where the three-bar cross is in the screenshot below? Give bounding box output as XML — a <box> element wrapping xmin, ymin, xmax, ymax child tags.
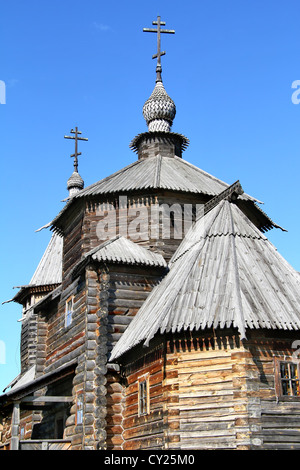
<box><xmin>143</xmin><ymin>16</ymin><xmax>175</xmax><ymax>82</ymax></box>
<box><xmin>64</xmin><ymin>127</ymin><xmax>88</xmax><ymax>173</ymax></box>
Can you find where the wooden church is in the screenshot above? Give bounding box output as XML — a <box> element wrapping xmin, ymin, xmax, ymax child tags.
<box><xmin>1</xmin><ymin>16</ymin><xmax>300</xmax><ymax>451</ymax></box>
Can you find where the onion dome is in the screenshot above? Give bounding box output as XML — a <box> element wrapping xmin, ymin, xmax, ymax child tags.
<box><xmin>143</xmin><ymin>81</ymin><xmax>176</xmax><ymax>132</ymax></box>
<box><xmin>67</xmin><ymin>171</ymin><xmax>84</xmax><ymax>197</ymax></box>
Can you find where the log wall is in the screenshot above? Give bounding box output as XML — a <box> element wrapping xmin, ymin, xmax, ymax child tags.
<box><xmin>164</xmin><ymin>331</ymin><xmax>252</xmax><ymax>450</ymax></box>
<box><xmin>122</xmin><ymin>345</ymin><xmax>166</xmax><ymax>450</ymax></box>
<box><xmin>120</xmin><ymin>329</ymin><xmax>300</xmax><ymax>450</ymax></box>
<box><xmin>246</xmin><ymin>331</ymin><xmax>300</xmax><ymax>450</ymax></box>
<box><xmin>62</xmin><ymin>208</ymin><xmax>84</xmax><ymax>284</ymax></box>
<box><xmin>83</xmin><ymin>191</ymin><xmax>207</xmax><ymax>263</ymax></box>
<box><xmin>165</xmin><ymin>330</ymin><xmax>300</xmax><ymax>450</ymax></box>
<box><xmin>44</xmin><ymin>277</ymin><xmax>86</xmax><ymax>372</ymax></box>
<box><xmin>105</xmin><ymin>265</ymin><xmax>165</xmax><ymax>450</ymax></box>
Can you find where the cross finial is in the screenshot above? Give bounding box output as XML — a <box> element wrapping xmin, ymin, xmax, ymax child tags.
<box><xmin>64</xmin><ymin>126</ymin><xmax>88</xmax><ymax>172</ymax></box>
<box><xmin>143</xmin><ymin>15</ymin><xmax>175</xmax><ymax>82</ymax></box>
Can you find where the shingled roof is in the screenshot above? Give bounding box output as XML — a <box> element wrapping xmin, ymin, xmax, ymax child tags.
<box><xmin>82</xmin><ymin>235</ymin><xmax>167</xmax><ymax>268</ymax></box>
<box><xmin>11</xmin><ymin>232</ymin><xmax>63</xmax><ymax>305</ymax></box>
<box><xmin>110</xmin><ymin>199</ymin><xmax>300</xmax><ymax>361</ymax></box>
<box><xmin>29</xmin><ymin>232</ymin><xmax>63</xmax><ymax>286</ymax></box>
<box><xmin>72</xmin><ymin>156</ymin><xmax>257</xmax><ymax>199</ymax></box>
<box><xmin>70</xmin><ymin>235</ymin><xmax>167</xmax><ymax>281</ymax></box>
<box><xmin>51</xmin><ymin>155</ymin><xmax>283</xmax><ymax>235</ymax></box>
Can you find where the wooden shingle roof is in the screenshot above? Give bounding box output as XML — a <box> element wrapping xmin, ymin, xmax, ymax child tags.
<box><xmin>29</xmin><ymin>232</ymin><xmax>63</xmax><ymax>286</ymax></box>
<box><xmin>83</xmin><ymin>235</ymin><xmax>167</xmax><ymax>268</ymax></box>
<box><xmin>70</xmin><ymin>235</ymin><xmax>167</xmax><ymax>281</ymax></box>
<box><xmin>10</xmin><ymin>233</ymin><xmax>63</xmax><ymax>305</ymax></box>
<box><xmin>110</xmin><ymin>200</ymin><xmax>300</xmax><ymax>361</ymax></box>
<box><xmin>75</xmin><ymin>156</ymin><xmax>257</xmax><ymax>199</ymax></box>
<box><xmin>51</xmin><ymin>155</ymin><xmax>283</xmax><ymax>234</ymax></box>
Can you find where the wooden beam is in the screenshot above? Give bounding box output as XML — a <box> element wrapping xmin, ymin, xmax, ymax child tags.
<box><xmin>20</xmin><ymin>396</ymin><xmax>73</xmax><ymax>404</ymax></box>
<box><xmin>11</xmin><ymin>401</ymin><xmax>20</xmax><ymax>450</ymax></box>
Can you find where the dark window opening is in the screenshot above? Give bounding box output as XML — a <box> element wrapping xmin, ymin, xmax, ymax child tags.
<box><xmin>55</xmin><ymin>416</ymin><xmax>65</xmax><ymax>439</ymax></box>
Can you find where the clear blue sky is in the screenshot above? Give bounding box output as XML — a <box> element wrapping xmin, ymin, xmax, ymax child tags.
<box><xmin>1</xmin><ymin>0</ymin><xmax>299</xmax><ymax>392</ymax></box>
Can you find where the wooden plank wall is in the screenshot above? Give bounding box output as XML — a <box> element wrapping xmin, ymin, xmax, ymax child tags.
<box><xmin>164</xmin><ymin>330</ymin><xmax>300</xmax><ymax>450</ymax></box>
<box><xmin>247</xmin><ymin>331</ymin><xmax>300</xmax><ymax>450</ymax></box>
<box><xmin>20</xmin><ymin>311</ymin><xmax>38</xmax><ymax>373</ymax></box>
<box><xmin>62</xmin><ymin>210</ymin><xmax>84</xmax><ymax>283</ymax></box>
<box><xmin>19</xmin><ymin>440</ymin><xmax>72</xmax><ymax>450</ymax></box>
<box><xmin>107</xmin><ymin>266</ymin><xmax>164</xmax><ymax>353</ymax></box>
<box><xmin>106</xmin><ymin>265</ymin><xmax>165</xmax><ymax>450</ymax></box>
<box><xmin>83</xmin><ymin>192</ymin><xmax>207</xmax><ymax>263</ymax></box>
<box><xmin>122</xmin><ymin>346</ymin><xmax>166</xmax><ymax>450</ymax></box>
<box><xmin>164</xmin><ymin>332</ymin><xmax>249</xmax><ymax>450</ymax></box>
<box><xmin>44</xmin><ymin>277</ymin><xmax>86</xmax><ymax>372</ymax></box>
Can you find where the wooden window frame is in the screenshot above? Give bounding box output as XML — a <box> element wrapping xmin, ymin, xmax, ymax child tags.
<box><xmin>138</xmin><ymin>374</ymin><xmax>150</xmax><ymax>417</ymax></box>
<box><xmin>275</xmin><ymin>357</ymin><xmax>300</xmax><ymax>401</ymax></box>
<box><xmin>65</xmin><ymin>295</ymin><xmax>74</xmax><ymax>328</ymax></box>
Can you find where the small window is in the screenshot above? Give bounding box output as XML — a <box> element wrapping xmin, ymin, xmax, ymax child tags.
<box><xmin>275</xmin><ymin>358</ymin><xmax>300</xmax><ymax>399</ymax></box>
<box><xmin>138</xmin><ymin>376</ymin><xmax>149</xmax><ymax>416</ymax></box>
<box><xmin>65</xmin><ymin>296</ymin><xmax>73</xmax><ymax>327</ymax></box>
<box><xmin>76</xmin><ymin>394</ymin><xmax>84</xmax><ymax>425</ymax></box>
<box><xmin>279</xmin><ymin>361</ymin><xmax>300</xmax><ymax>397</ymax></box>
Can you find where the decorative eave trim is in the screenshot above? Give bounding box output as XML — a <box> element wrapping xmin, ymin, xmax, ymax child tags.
<box><xmin>129</xmin><ymin>131</ymin><xmax>190</xmax><ymax>153</ymax></box>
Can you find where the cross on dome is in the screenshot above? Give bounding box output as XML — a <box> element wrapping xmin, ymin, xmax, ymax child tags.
<box><xmin>142</xmin><ymin>16</ymin><xmax>177</xmax><ymax>133</ymax></box>
<box><xmin>64</xmin><ymin>126</ymin><xmax>88</xmax><ymax>173</ymax></box>
<box><xmin>143</xmin><ymin>15</ymin><xmax>175</xmax><ymax>83</ymax></box>
<box><xmin>64</xmin><ymin>126</ymin><xmax>88</xmax><ymax>197</ymax></box>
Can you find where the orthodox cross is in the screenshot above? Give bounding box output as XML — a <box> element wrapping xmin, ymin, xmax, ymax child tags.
<box><xmin>64</xmin><ymin>127</ymin><xmax>88</xmax><ymax>173</ymax></box>
<box><xmin>143</xmin><ymin>16</ymin><xmax>175</xmax><ymax>82</ymax></box>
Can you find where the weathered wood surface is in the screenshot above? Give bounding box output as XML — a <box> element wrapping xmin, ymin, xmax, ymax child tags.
<box><xmin>19</xmin><ymin>439</ymin><xmax>72</xmax><ymax>450</ymax></box>
<box><xmin>164</xmin><ymin>337</ymin><xmax>242</xmax><ymax>450</ymax></box>
<box><xmin>118</xmin><ymin>330</ymin><xmax>300</xmax><ymax>450</ymax></box>
<box><xmin>122</xmin><ymin>349</ymin><xmax>165</xmax><ymax>450</ymax></box>
<box><xmin>83</xmin><ymin>192</ymin><xmax>206</xmax><ymax>263</ymax></box>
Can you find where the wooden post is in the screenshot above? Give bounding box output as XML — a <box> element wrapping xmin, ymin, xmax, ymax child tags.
<box><xmin>11</xmin><ymin>401</ymin><xmax>20</xmax><ymax>450</ymax></box>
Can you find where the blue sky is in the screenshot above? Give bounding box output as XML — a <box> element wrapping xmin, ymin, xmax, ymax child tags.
<box><xmin>0</xmin><ymin>0</ymin><xmax>299</xmax><ymax>392</ymax></box>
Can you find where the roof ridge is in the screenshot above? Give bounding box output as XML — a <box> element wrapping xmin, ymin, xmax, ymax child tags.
<box><xmin>170</xmin><ymin>201</ymin><xmax>225</xmax><ymax>265</ymax></box>
<box><xmin>83</xmin><ymin>234</ymin><xmax>122</xmax><ymax>258</ymax></box>
<box><xmin>174</xmin><ymin>157</ymin><xmax>263</xmax><ymax>204</ymax></box>
<box><xmin>154</xmin><ymin>155</ymin><xmax>162</xmax><ymax>187</ymax></box>
<box><xmin>228</xmin><ymin>203</ymin><xmax>247</xmax><ymax>340</ymax></box>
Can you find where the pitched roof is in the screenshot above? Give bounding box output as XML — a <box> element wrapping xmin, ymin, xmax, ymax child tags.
<box><xmin>110</xmin><ymin>200</ymin><xmax>300</xmax><ymax>361</ymax></box>
<box><xmin>51</xmin><ymin>155</ymin><xmax>283</xmax><ymax>235</ymax></box>
<box><xmin>87</xmin><ymin>235</ymin><xmax>167</xmax><ymax>267</ymax></box>
<box><xmin>9</xmin><ymin>232</ymin><xmax>63</xmax><ymax>305</ymax></box>
<box><xmin>74</xmin><ymin>155</ymin><xmax>257</xmax><ymax>199</ymax></box>
<box><xmin>29</xmin><ymin>232</ymin><xmax>63</xmax><ymax>286</ymax></box>
<box><xmin>71</xmin><ymin>235</ymin><xmax>167</xmax><ymax>279</ymax></box>
<box><xmin>0</xmin><ymin>360</ymin><xmax>77</xmax><ymax>401</ymax></box>
<box><xmin>5</xmin><ymin>366</ymin><xmax>36</xmax><ymax>394</ymax></box>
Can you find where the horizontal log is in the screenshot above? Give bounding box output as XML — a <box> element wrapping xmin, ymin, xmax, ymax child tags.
<box><xmin>261</xmin><ymin>443</ymin><xmax>300</xmax><ymax>450</ymax></box>
<box><xmin>20</xmin><ymin>396</ymin><xmax>73</xmax><ymax>403</ymax></box>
